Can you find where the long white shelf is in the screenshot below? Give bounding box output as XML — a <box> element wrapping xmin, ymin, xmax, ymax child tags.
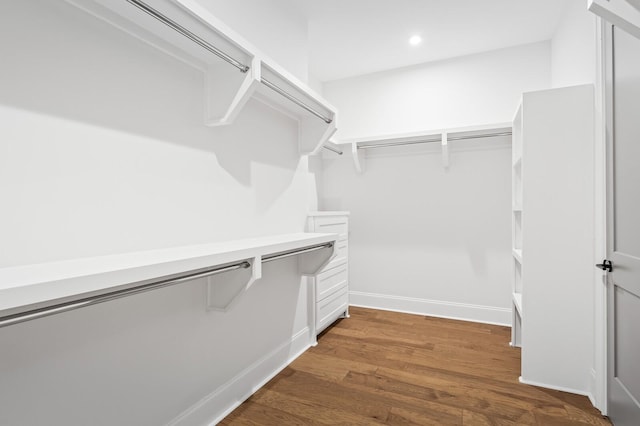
<box><xmin>0</xmin><ymin>233</ymin><xmax>337</xmax><ymax>318</ymax></box>
<box><xmin>330</xmin><ymin>122</ymin><xmax>512</xmax><ymax>173</ymax></box>
<box><xmin>65</xmin><ymin>0</ymin><xmax>337</xmax><ymax>155</ymax></box>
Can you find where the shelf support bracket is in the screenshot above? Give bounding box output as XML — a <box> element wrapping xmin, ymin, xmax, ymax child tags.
<box><xmin>206</xmin><ymin>256</ymin><xmax>261</xmax><ymax>312</ymax></box>
<box><xmin>298</xmin><ymin>244</ymin><xmax>337</xmax><ymax>275</ymax></box>
<box><xmin>352</xmin><ymin>142</ymin><xmax>365</xmax><ymax>173</ymax></box>
<box><xmin>205</xmin><ymin>57</ymin><xmax>261</xmax><ymax>127</ymax></box>
<box><xmin>441</xmin><ymin>132</ymin><xmax>449</xmax><ymax>169</ymax></box>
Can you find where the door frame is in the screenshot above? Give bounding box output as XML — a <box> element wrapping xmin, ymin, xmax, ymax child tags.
<box><xmin>594</xmin><ymin>15</ymin><xmax>609</xmax><ymax>415</ymax></box>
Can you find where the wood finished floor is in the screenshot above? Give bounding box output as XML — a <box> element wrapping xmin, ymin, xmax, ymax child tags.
<box><xmin>221</xmin><ymin>307</ymin><xmax>610</xmax><ymax>425</ymax></box>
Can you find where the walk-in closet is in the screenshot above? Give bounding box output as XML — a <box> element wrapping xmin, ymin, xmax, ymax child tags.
<box><xmin>1</xmin><ymin>0</ymin><xmax>639</xmax><ymax>424</ymax></box>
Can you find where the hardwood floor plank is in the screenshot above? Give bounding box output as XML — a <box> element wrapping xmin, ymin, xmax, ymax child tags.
<box><xmin>387</xmin><ymin>406</ymin><xmax>462</xmax><ymax>425</ymax></box>
<box><xmin>221</xmin><ymin>307</ymin><xmax>610</xmax><ymax>425</ymax></box>
<box><xmin>251</xmin><ymin>389</ymin><xmax>384</xmax><ymax>425</ymax></box>
<box><xmin>264</xmin><ymin>369</ymin><xmax>392</xmax><ymax>423</ymax></box>
<box><xmin>219</xmin><ymin>401</ymin><xmax>311</xmax><ymax>426</ymax></box>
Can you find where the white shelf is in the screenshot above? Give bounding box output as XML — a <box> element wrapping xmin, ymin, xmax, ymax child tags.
<box><xmin>512</xmin><ymin>248</ymin><xmax>523</xmax><ymax>264</ymax></box>
<box><xmin>65</xmin><ymin>0</ymin><xmax>337</xmax><ymax>155</ymax></box>
<box><xmin>336</xmin><ymin>122</ymin><xmax>512</xmax><ymax>146</ymax></box>
<box><xmin>0</xmin><ymin>233</ymin><xmax>337</xmax><ymax>318</ymax></box>
<box><xmin>512</xmin><ymin>292</ymin><xmax>523</xmax><ymax>317</ymax></box>
<box><xmin>513</xmin><ymin>206</ymin><xmax>523</xmax><ymax>212</ymax></box>
<box><xmin>331</xmin><ymin>122</ymin><xmax>512</xmax><ymax>173</ymax></box>
<box><xmin>589</xmin><ymin>0</ymin><xmax>640</xmax><ymax>39</ymax></box>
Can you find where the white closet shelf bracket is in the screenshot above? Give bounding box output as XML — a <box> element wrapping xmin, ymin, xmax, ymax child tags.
<box><xmin>65</xmin><ymin>0</ymin><xmax>338</xmax><ymax>155</ymax></box>
<box><xmin>207</xmin><ymin>241</ymin><xmax>336</xmax><ymax>311</ymax></box>
<box><xmin>441</xmin><ymin>132</ymin><xmax>449</xmax><ymax>169</ymax></box>
<box><xmin>352</xmin><ymin>141</ymin><xmax>365</xmax><ymax>173</ymax></box>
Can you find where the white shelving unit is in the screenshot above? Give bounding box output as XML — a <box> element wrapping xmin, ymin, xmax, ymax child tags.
<box><xmin>307</xmin><ymin>212</ymin><xmax>350</xmax><ymax>338</ymax></box>
<box><xmin>0</xmin><ymin>233</ymin><xmax>338</xmax><ymax>324</ymax></box>
<box><xmin>510</xmin><ymin>85</ymin><xmax>595</xmax><ymax>394</ymax></box>
<box><xmin>511</xmin><ymin>103</ymin><xmax>523</xmax><ymax>347</ymax></box>
<box><xmin>331</xmin><ymin>122</ymin><xmax>512</xmax><ymax>173</ymax></box>
<box><xmin>66</xmin><ymin>0</ymin><xmax>337</xmax><ymax>155</ymax></box>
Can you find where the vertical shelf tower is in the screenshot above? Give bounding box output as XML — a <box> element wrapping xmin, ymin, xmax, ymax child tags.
<box><xmin>510</xmin><ymin>85</ymin><xmax>595</xmax><ymax>395</ymax></box>
<box><xmin>511</xmin><ymin>105</ymin><xmax>523</xmax><ymax>348</ymax></box>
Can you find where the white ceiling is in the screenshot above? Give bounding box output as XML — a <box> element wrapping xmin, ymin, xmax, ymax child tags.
<box><xmin>281</xmin><ymin>0</ymin><xmax>574</xmax><ymax>82</ymax></box>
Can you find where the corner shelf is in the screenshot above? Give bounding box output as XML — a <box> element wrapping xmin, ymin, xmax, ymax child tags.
<box><xmin>331</xmin><ymin>122</ymin><xmax>512</xmax><ymax>173</ymax></box>
<box><xmin>0</xmin><ymin>233</ymin><xmax>338</xmax><ymax>322</ymax></box>
<box><xmin>65</xmin><ymin>0</ymin><xmax>337</xmax><ymax>155</ymax></box>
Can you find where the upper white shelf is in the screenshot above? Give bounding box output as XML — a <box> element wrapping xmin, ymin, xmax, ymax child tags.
<box><xmin>330</xmin><ymin>122</ymin><xmax>512</xmax><ymax>173</ymax></box>
<box><xmin>0</xmin><ymin>233</ymin><xmax>337</xmax><ymax>319</ymax></box>
<box><xmin>589</xmin><ymin>0</ymin><xmax>640</xmax><ymax>39</ymax></box>
<box><xmin>65</xmin><ymin>0</ymin><xmax>337</xmax><ymax>155</ymax></box>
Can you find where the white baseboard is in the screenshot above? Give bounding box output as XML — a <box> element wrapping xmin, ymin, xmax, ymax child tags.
<box><xmin>349</xmin><ymin>291</ymin><xmax>511</xmax><ymax>326</ymax></box>
<box><xmin>167</xmin><ymin>327</ymin><xmax>312</xmax><ymax>426</ymax></box>
<box><xmin>519</xmin><ymin>376</ymin><xmax>593</xmax><ymax>399</ymax></box>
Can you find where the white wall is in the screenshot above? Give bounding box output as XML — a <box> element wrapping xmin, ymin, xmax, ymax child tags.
<box><xmin>551</xmin><ymin>0</ymin><xmax>597</xmax><ymax>87</ymax></box>
<box><xmin>320</xmin><ymin>43</ymin><xmax>552</xmax><ymax>324</ymax></box>
<box><xmin>0</xmin><ymin>0</ymin><xmax>315</xmax><ymax>424</ymax></box>
<box><xmin>323</xmin><ymin>42</ymin><xmax>551</xmax><ymax>140</ymax></box>
<box><xmin>195</xmin><ymin>0</ymin><xmax>310</xmax><ymax>83</ymax></box>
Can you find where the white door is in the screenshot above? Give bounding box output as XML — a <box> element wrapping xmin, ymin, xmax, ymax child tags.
<box><xmin>604</xmin><ymin>23</ymin><xmax>640</xmax><ymax>425</ymax></box>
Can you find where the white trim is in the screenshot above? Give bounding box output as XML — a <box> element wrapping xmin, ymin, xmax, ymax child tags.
<box><xmin>590</xmin><ymin>368</ymin><xmax>598</xmax><ymax>407</ymax></box>
<box><xmin>594</xmin><ymin>17</ymin><xmax>610</xmax><ymax>415</ymax></box>
<box><xmin>167</xmin><ymin>327</ymin><xmax>312</xmax><ymax>426</ymax></box>
<box><xmin>519</xmin><ymin>376</ymin><xmax>595</xmax><ymax>401</ymax></box>
<box><xmin>349</xmin><ymin>291</ymin><xmax>511</xmax><ymax>326</ymax></box>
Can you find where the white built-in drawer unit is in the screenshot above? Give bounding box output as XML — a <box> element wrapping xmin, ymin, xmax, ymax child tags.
<box><xmin>307</xmin><ymin>211</ymin><xmax>350</xmax><ymax>334</ymax></box>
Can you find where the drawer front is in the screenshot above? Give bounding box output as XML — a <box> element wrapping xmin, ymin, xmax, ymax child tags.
<box><xmin>315</xmin><ymin>264</ymin><xmax>348</xmax><ymax>301</ymax></box>
<box><xmin>316</xmin><ymin>287</ymin><xmax>348</xmax><ymax>331</ymax></box>
<box><xmin>312</xmin><ymin>216</ymin><xmax>348</xmax><ymax>241</ymax></box>
<box><xmin>324</xmin><ymin>239</ymin><xmax>348</xmax><ymax>271</ymax></box>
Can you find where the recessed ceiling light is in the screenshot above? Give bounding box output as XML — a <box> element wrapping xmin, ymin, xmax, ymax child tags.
<box><xmin>409</xmin><ymin>35</ymin><xmax>422</xmax><ymax>46</ymax></box>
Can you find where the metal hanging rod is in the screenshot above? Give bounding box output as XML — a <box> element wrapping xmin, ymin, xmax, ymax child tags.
<box><xmin>358</xmin><ymin>131</ymin><xmax>512</xmax><ymax>150</ymax></box>
<box><xmin>322</xmin><ymin>144</ymin><xmax>344</xmax><ymax>155</ymax></box>
<box><xmin>125</xmin><ymin>0</ymin><xmax>333</xmax><ymax>125</ymax></box>
<box><xmin>0</xmin><ymin>261</ymin><xmax>250</xmax><ymax>328</ymax></box>
<box><xmin>126</xmin><ymin>0</ymin><xmax>250</xmax><ymax>73</ymax></box>
<box><xmin>260</xmin><ymin>78</ymin><xmax>333</xmax><ymax>124</ymax></box>
<box><xmin>0</xmin><ymin>242</ymin><xmax>333</xmax><ymax>328</ymax></box>
<box><xmin>263</xmin><ymin>242</ymin><xmax>333</xmax><ymax>263</ymax></box>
